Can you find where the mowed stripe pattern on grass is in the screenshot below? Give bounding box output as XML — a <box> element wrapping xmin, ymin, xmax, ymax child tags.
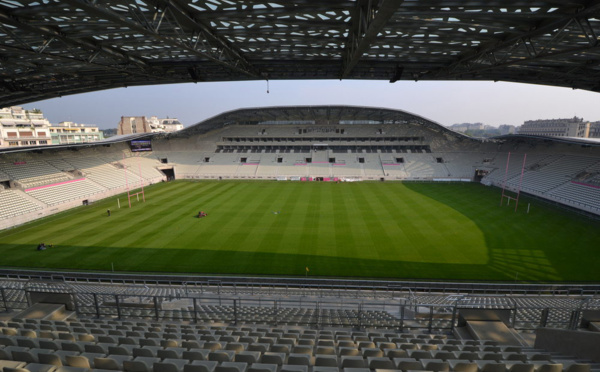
<box><xmin>0</xmin><ymin>180</ymin><xmax>598</xmax><ymax>281</ymax></box>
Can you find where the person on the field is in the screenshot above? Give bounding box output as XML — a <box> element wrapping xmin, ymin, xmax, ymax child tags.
<box><xmin>107</xmin><ymin>209</ymin><xmax>111</xmax><ymax>217</ymax></box>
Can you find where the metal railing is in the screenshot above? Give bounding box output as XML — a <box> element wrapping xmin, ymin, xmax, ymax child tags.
<box><xmin>1</xmin><ymin>285</ymin><xmax>598</xmax><ymax>332</ymax></box>
<box><xmin>1</xmin><ymin>270</ymin><xmax>599</xmax><ymax>297</ymax></box>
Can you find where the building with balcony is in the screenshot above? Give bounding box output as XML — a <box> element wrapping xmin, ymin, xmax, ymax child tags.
<box><xmin>49</xmin><ymin>121</ymin><xmax>104</xmax><ymax>145</ymax></box>
<box><xmin>588</xmin><ymin>121</ymin><xmax>600</xmax><ymax>139</ymax></box>
<box><xmin>518</xmin><ymin>117</ymin><xmax>591</xmax><ymax>138</ymax></box>
<box><xmin>154</xmin><ymin>117</ymin><xmax>184</xmax><ymax>132</ymax></box>
<box><xmin>0</xmin><ymin>106</ymin><xmax>52</xmax><ymax>148</ymax></box>
<box><xmin>118</xmin><ymin>115</ymin><xmax>184</xmax><ymax>135</ymax></box>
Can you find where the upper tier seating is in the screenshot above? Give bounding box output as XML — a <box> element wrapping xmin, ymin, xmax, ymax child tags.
<box><xmin>0</xmin><ymin>161</ymin><xmax>71</xmax><ymax>189</ymax></box>
<box><xmin>46</xmin><ymin>159</ymin><xmax>76</xmax><ymax>172</ymax></box>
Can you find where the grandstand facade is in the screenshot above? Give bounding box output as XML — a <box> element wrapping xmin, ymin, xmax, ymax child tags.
<box><xmin>1</xmin><ymin>105</ymin><xmax>600</xmax><ymax>229</ymax></box>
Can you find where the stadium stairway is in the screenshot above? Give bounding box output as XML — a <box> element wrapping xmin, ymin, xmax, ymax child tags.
<box><xmin>454</xmin><ymin>310</ymin><xmax>527</xmax><ymax>348</ymax></box>
<box><xmin>0</xmin><ymin>311</ymin><xmax>22</xmax><ymax>322</ymax></box>
<box><xmin>464</xmin><ymin>321</ymin><xmax>525</xmax><ymax>347</ymax></box>
<box><xmin>12</xmin><ymin>303</ymin><xmax>74</xmax><ymax>322</ymax></box>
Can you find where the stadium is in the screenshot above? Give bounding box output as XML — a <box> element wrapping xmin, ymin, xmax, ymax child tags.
<box><xmin>1</xmin><ymin>1</ymin><xmax>600</xmax><ymax>371</ymax></box>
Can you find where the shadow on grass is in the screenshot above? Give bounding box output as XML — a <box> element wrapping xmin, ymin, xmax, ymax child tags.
<box><xmin>1</xmin><ymin>243</ymin><xmax>500</xmax><ymax>281</ymax></box>
<box><xmin>403</xmin><ymin>182</ymin><xmax>600</xmax><ymax>282</ymax></box>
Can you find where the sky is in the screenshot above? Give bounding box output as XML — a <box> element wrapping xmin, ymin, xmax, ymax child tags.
<box><xmin>23</xmin><ymin>79</ymin><xmax>600</xmax><ymax>130</ymax></box>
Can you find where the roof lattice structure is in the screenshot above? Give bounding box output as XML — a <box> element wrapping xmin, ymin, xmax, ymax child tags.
<box><xmin>1</xmin><ymin>0</ymin><xmax>600</xmax><ymax>106</ymax></box>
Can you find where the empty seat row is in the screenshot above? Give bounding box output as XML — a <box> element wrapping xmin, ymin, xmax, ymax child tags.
<box><xmin>0</xmin><ymin>347</ymin><xmax>587</xmax><ymax>372</ymax></box>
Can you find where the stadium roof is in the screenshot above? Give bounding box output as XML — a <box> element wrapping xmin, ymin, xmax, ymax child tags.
<box><xmin>0</xmin><ymin>132</ymin><xmax>154</xmax><ymax>154</ymax></box>
<box><xmin>1</xmin><ymin>1</ymin><xmax>600</xmax><ymax>107</ymax></box>
<box><xmin>495</xmin><ymin>134</ymin><xmax>600</xmax><ymax>147</ymax></box>
<box><xmin>174</xmin><ymin>105</ymin><xmax>474</xmax><ymax>139</ymax></box>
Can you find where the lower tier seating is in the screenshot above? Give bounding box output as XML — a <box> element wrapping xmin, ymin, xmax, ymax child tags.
<box><xmin>0</xmin><ymin>316</ymin><xmax>595</xmax><ymax>372</ymax></box>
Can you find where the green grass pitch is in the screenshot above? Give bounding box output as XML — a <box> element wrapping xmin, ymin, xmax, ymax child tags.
<box><xmin>1</xmin><ymin>180</ymin><xmax>598</xmax><ymax>282</ymax></box>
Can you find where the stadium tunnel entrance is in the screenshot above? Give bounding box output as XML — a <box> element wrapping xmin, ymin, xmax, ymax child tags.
<box><xmin>473</xmin><ymin>169</ymin><xmax>489</xmax><ymax>182</ymax></box>
<box><xmin>159</xmin><ymin>167</ymin><xmax>175</xmax><ymax>181</ymax></box>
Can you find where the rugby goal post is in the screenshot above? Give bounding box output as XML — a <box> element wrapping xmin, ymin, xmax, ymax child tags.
<box><xmin>123</xmin><ymin>153</ymin><xmax>146</xmax><ymax>208</ymax></box>
<box><xmin>500</xmin><ymin>152</ymin><xmax>527</xmax><ymax>212</ymax></box>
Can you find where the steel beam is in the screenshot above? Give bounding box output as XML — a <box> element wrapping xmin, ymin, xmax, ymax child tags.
<box><xmin>428</xmin><ymin>1</ymin><xmax>600</xmax><ymax>79</ymax></box>
<box><xmin>340</xmin><ymin>0</ymin><xmax>404</xmax><ymax>79</ymax></box>
<box><xmin>61</xmin><ymin>0</ymin><xmax>261</xmax><ymax>79</ymax></box>
<box><xmin>2</xmin><ymin>0</ymin><xmax>600</xmax><ymax>105</ymax></box>
<box><xmin>150</xmin><ymin>0</ymin><xmax>262</xmax><ymax>79</ymax></box>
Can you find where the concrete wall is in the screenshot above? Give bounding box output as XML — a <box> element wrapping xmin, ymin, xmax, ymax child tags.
<box><xmin>535</xmin><ymin>327</ymin><xmax>600</xmax><ymax>363</ymax></box>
